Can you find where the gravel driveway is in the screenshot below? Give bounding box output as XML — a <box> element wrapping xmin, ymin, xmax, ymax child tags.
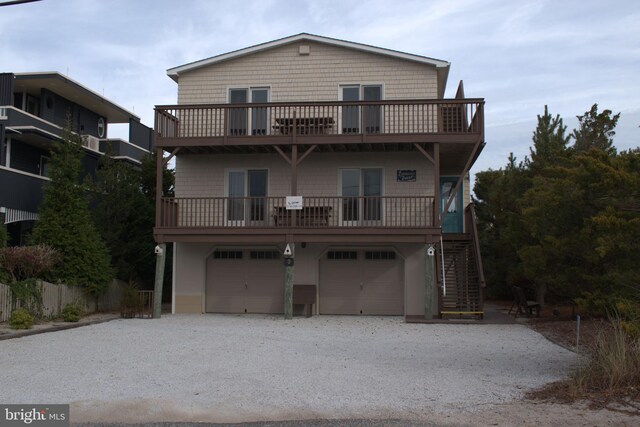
<box><xmin>0</xmin><ymin>315</ymin><xmax>576</xmax><ymax>423</ymax></box>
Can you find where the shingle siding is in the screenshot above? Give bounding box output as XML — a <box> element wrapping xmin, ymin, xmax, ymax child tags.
<box><xmin>175</xmin><ymin>152</ymin><xmax>434</xmax><ymax>198</ymax></box>
<box><xmin>177</xmin><ymin>41</ymin><xmax>438</xmax><ymax>104</ymax></box>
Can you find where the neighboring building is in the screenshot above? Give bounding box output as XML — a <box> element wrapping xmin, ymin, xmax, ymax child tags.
<box><xmin>0</xmin><ymin>72</ymin><xmax>152</xmax><ymax>245</ymax></box>
<box><xmin>153</xmin><ymin>33</ymin><xmax>486</xmax><ymax>319</ymax></box>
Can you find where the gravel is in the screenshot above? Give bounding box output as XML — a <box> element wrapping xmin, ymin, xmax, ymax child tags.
<box><xmin>0</xmin><ymin>315</ymin><xmax>576</xmax><ymax>423</ymax></box>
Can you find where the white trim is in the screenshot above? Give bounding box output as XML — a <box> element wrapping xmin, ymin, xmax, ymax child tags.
<box><xmin>104</xmin><ymin>138</ymin><xmax>152</xmax><ymax>154</ymax></box>
<box><xmin>6</xmin><ymin>137</ymin><xmax>11</xmax><ymax>168</ymax></box>
<box><xmin>111</xmin><ymin>155</ymin><xmax>142</xmax><ymax>165</ymax></box>
<box><xmin>167</xmin><ymin>33</ymin><xmax>450</xmax><ymax>80</ymax></box>
<box><xmin>0</xmin><ymin>165</ymin><xmax>51</xmax><ymax>181</ymax></box>
<box><xmin>3</xmin><ymin>207</ymin><xmax>39</xmax><ymax>225</ymax></box>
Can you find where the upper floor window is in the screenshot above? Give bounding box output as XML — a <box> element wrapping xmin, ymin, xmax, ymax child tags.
<box><xmin>340</xmin><ymin>85</ymin><xmax>382</xmax><ymax>134</ymax></box>
<box><xmin>229</xmin><ymin>87</ymin><xmax>270</xmax><ymax>136</ymax></box>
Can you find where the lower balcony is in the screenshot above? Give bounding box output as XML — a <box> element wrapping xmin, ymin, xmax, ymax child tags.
<box><xmin>155</xmin><ymin>196</ymin><xmax>438</xmax><ymax>244</ymax></box>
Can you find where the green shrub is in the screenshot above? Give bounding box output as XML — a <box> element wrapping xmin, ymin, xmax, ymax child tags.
<box><xmin>120</xmin><ymin>281</ymin><xmax>142</xmax><ymax>318</ymax></box>
<box><xmin>9</xmin><ymin>308</ymin><xmax>34</xmax><ymax>329</ymax></box>
<box><xmin>61</xmin><ymin>302</ymin><xmax>84</xmax><ymax>322</ymax></box>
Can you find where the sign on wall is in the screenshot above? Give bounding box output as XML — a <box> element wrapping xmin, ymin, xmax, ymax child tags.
<box><xmin>286</xmin><ymin>196</ymin><xmax>303</xmax><ymax>210</ymax></box>
<box><xmin>396</xmin><ymin>170</ymin><xmax>417</xmax><ymax>182</ymax></box>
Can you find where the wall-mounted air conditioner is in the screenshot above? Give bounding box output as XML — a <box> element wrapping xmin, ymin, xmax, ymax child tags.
<box><xmin>82</xmin><ymin>135</ymin><xmax>100</xmax><ymax>152</ymax></box>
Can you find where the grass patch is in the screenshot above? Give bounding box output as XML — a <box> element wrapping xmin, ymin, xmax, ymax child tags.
<box><xmin>529</xmin><ymin>317</ymin><xmax>640</xmax><ymax>412</ymax></box>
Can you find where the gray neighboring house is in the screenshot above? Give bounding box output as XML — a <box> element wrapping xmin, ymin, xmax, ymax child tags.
<box><xmin>0</xmin><ymin>71</ymin><xmax>152</xmax><ymax>245</ymax></box>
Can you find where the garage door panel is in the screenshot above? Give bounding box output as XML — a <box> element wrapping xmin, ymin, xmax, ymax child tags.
<box><xmin>206</xmin><ymin>258</ymin><xmax>245</xmax><ymax>313</ymax></box>
<box><xmin>362</xmin><ymin>260</ymin><xmax>403</xmax><ymax>315</ymax></box>
<box><xmin>320</xmin><ymin>250</ymin><xmax>403</xmax><ymax>316</ymax></box>
<box><xmin>319</xmin><ymin>259</ymin><xmax>361</xmax><ymax>314</ymax></box>
<box><xmin>206</xmin><ymin>250</ymin><xmax>284</xmax><ymax>314</ymax></box>
<box><xmin>245</xmin><ymin>259</ymin><xmax>284</xmax><ymax>313</ymax></box>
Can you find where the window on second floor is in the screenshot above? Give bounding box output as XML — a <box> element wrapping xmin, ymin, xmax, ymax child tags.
<box><xmin>228</xmin><ymin>87</ymin><xmax>270</xmax><ymax>136</ymax></box>
<box><xmin>340</xmin><ymin>84</ymin><xmax>382</xmax><ymax>134</ymax></box>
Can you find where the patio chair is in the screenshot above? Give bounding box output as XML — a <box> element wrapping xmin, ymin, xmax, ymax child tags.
<box><xmin>509</xmin><ymin>286</ymin><xmax>540</xmax><ymax>318</ymax></box>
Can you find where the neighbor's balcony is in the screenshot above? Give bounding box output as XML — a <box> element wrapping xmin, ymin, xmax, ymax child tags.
<box><xmin>154</xmin><ymin>99</ymin><xmax>484</xmax><ymax>148</ymax></box>
<box><xmin>157</xmin><ymin>196</ymin><xmax>435</xmax><ymax>230</ymax></box>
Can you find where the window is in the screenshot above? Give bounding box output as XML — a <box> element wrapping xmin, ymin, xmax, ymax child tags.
<box><xmin>213</xmin><ymin>250</ymin><xmax>243</xmax><ymax>259</ymax></box>
<box><xmin>340</xmin><ymin>85</ymin><xmax>382</xmax><ymax>134</ymax></box>
<box><xmin>228</xmin><ymin>87</ymin><xmax>270</xmax><ymax>136</ymax></box>
<box><xmin>365</xmin><ymin>251</ymin><xmax>396</xmax><ymax>260</ymax></box>
<box><xmin>340</xmin><ymin>168</ymin><xmax>383</xmax><ymax>222</ymax></box>
<box><xmin>250</xmin><ymin>250</ymin><xmax>280</xmax><ymax>260</ymax></box>
<box><xmin>39</xmin><ymin>156</ymin><xmax>50</xmax><ymax>177</ymax></box>
<box><xmin>26</xmin><ymin>95</ymin><xmax>39</xmax><ymax>116</ymax></box>
<box><xmin>327</xmin><ymin>251</ymin><xmax>358</xmax><ymax>260</ymax></box>
<box><xmin>227</xmin><ymin>169</ymin><xmax>268</xmax><ymax>223</ymax></box>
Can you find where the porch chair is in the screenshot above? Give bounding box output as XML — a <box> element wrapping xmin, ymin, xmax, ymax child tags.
<box><xmin>509</xmin><ymin>286</ymin><xmax>541</xmax><ymax>319</ymax></box>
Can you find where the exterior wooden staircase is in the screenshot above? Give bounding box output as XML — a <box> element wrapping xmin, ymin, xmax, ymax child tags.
<box><xmin>438</xmin><ymin>205</ymin><xmax>485</xmax><ymax>319</ymax></box>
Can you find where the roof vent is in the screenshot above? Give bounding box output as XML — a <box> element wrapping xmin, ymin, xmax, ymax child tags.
<box><xmin>298</xmin><ymin>45</ymin><xmax>310</xmax><ymax>56</ymax></box>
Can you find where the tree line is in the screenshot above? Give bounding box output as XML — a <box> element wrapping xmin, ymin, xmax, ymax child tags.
<box><xmin>473</xmin><ymin>104</ymin><xmax>639</xmax><ymax>312</ymax></box>
<box><xmin>0</xmin><ymin>119</ymin><xmax>174</xmax><ymax>303</ymax></box>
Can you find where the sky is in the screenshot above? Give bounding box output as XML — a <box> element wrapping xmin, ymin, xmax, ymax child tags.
<box><xmin>1</xmin><ymin>0</ymin><xmax>638</xmax><ymax>176</ymax></box>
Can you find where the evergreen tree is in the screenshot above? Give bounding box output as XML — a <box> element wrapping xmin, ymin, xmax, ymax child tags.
<box><xmin>572</xmin><ymin>103</ymin><xmax>620</xmax><ymax>155</ymax></box>
<box><xmin>92</xmin><ymin>148</ymin><xmax>155</xmax><ymax>286</ymax></box>
<box><xmin>30</xmin><ymin>119</ymin><xmax>113</xmax><ymax>293</ymax></box>
<box><xmin>473</xmin><ymin>153</ymin><xmax>533</xmax><ymax>299</ymax></box>
<box><xmin>529</xmin><ymin>105</ymin><xmax>570</xmax><ymax>169</ymax></box>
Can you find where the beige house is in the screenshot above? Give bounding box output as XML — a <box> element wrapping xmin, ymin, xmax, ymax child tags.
<box><xmin>153</xmin><ymin>33</ymin><xmax>485</xmax><ymax>320</ymax></box>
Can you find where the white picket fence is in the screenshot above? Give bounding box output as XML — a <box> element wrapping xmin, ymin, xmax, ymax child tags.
<box><xmin>0</xmin><ymin>280</ymin><xmax>124</xmax><ymax>322</ymax></box>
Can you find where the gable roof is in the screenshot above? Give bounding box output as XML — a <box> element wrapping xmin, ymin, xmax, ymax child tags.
<box><xmin>167</xmin><ymin>33</ymin><xmax>451</xmax><ymax>88</ymax></box>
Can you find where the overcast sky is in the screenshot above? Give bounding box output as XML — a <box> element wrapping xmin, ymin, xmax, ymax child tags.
<box><xmin>1</xmin><ymin>0</ymin><xmax>638</xmax><ymax>175</ymax></box>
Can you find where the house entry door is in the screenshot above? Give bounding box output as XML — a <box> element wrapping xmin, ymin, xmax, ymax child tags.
<box><xmin>440</xmin><ymin>177</ymin><xmax>463</xmax><ymax>233</ymax></box>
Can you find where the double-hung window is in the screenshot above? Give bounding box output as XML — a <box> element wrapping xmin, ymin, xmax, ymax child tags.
<box><xmin>340</xmin><ymin>85</ymin><xmax>382</xmax><ymax>134</ymax></box>
<box><xmin>228</xmin><ymin>87</ymin><xmax>270</xmax><ymax>136</ymax></box>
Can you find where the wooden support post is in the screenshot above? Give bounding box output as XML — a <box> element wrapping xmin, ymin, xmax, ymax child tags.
<box><xmin>433</xmin><ymin>143</ymin><xmax>440</xmax><ymax>227</ymax></box>
<box><xmin>291</xmin><ymin>145</ymin><xmax>298</xmax><ymax>227</ymax></box>
<box><xmin>424</xmin><ymin>244</ymin><xmax>438</xmax><ymax>319</ymax></box>
<box><xmin>153</xmin><ymin>243</ymin><xmax>166</xmax><ymax>319</ymax></box>
<box><xmin>284</xmin><ymin>243</ymin><xmax>295</xmax><ymax>320</ymax></box>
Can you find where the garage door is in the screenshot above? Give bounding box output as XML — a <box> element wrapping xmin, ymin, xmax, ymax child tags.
<box><xmin>206</xmin><ymin>249</ymin><xmax>284</xmax><ymax>314</ymax></box>
<box><xmin>319</xmin><ymin>249</ymin><xmax>403</xmax><ymax>315</ymax></box>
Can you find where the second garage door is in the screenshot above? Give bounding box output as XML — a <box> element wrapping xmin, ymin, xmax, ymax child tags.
<box><xmin>319</xmin><ymin>249</ymin><xmax>404</xmax><ymax>315</ymax></box>
<box><xmin>206</xmin><ymin>249</ymin><xmax>284</xmax><ymax>314</ymax></box>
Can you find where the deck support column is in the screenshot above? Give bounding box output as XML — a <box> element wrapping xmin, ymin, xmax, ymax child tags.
<box><xmin>424</xmin><ymin>244</ymin><xmax>438</xmax><ymax>319</ymax></box>
<box><xmin>284</xmin><ymin>243</ymin><xmax>295</xmax><ymax>320</ymax></box>
<box><xmin>153</xmin><ymin>243</ymin><xmax>166</xmax><ymax>319</ymax></box>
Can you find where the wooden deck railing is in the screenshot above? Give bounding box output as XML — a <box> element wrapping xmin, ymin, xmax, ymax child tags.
<box><xmin>158</xmin><ymin>196</ymin><xmax>434</xmax><ymax>229</ymax></box>
<box><xmin>154</xmin><ymin>99</ymin><xmax>483</xmax><ymax>140</ymax></box>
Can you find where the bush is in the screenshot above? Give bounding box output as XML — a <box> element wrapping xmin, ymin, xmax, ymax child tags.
<box><xmin>61</xmin><ymin>302</ymin><xmax>84</xmax><ymax>322</ymax></box>
<box><xmin>9</xmin><ymin>308</ymin><xmax>34</xmax><ymax>329</ymax></box>
<box><xmin>0</xmin><ymin>245</ymin><xmax>61</xmax><ymax>283</ymax></box>
<box><xmin>120</xmin><ymin>281</ymin><xmax>142</xmax><ymax>318</ymax></box>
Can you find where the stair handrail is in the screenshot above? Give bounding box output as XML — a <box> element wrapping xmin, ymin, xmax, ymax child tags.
<box><xmin>465</xmin><ymin>204</ymin><xmax>486</xmax><ymax>288</ymax></box>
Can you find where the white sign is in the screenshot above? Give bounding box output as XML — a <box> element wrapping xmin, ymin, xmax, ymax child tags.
<box><xmin>286</xmin><ymin>196</ymin><xmax>303</xmax><ymax>210</ymax></box>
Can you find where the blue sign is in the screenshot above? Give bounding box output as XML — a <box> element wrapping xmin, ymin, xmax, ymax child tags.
<box><xmin>397</xmin><ymin>170</ymin><xmax>416</xmax><ymax>182</ymax></box>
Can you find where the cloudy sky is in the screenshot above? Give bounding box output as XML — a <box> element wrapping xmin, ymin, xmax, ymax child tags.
<box><xmin>1</xmin><ymin>0</ymin><xmax>638</xmax><ymax>174</ymax></box>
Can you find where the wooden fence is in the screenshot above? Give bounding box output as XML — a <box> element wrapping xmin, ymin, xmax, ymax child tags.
<box><xmin>0</xmin><ymin>279</ymin><xmax>124</xmax><ymax>322</ymax></box>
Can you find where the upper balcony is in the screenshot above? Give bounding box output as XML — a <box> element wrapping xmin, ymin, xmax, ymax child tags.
<box><xmin>154</xmin><ymin>98</ymin><xmax>484</xmax><ymax>153</ymax></box>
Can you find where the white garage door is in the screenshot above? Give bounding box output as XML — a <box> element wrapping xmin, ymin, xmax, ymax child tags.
<box><xmin>319</xmin><ymin>249</ymin><xmax>403</xmax><ymax>315</ymax></box>
<box><xmin>206</xmin><ymin>249</ymin><xmax>284</xmax><ymax>314</ymax></box>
